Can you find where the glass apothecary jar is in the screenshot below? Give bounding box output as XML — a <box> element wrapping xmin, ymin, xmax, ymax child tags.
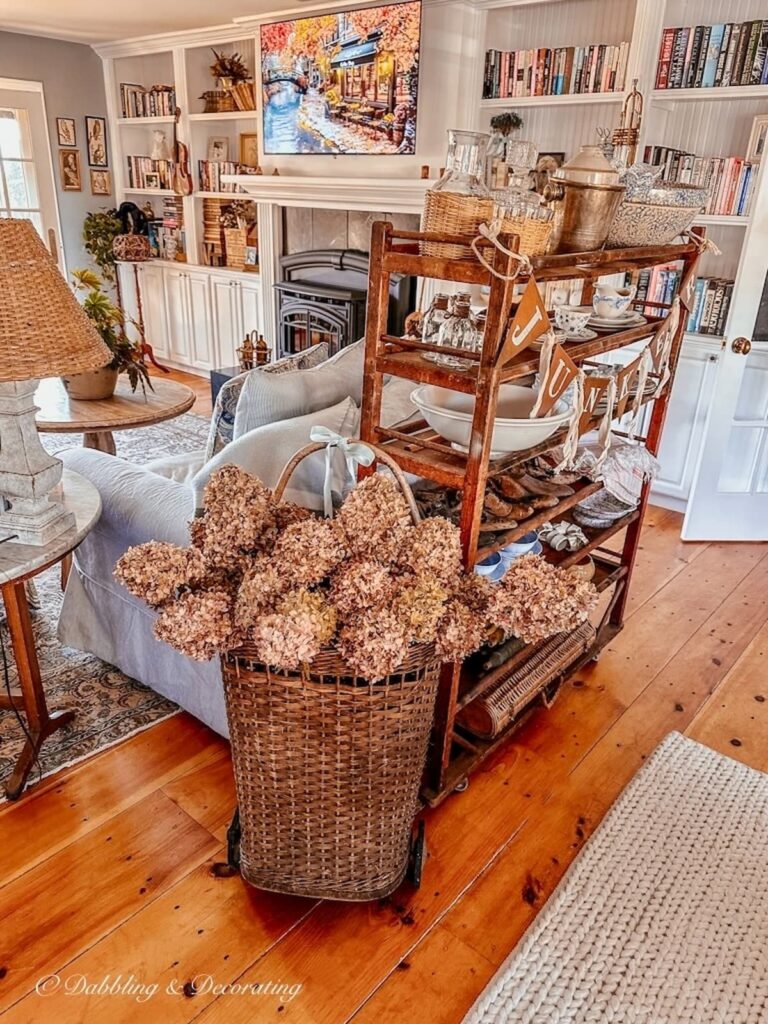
<box><xmin>433</xmin><ymin>300</ymin><xmax>480</xmax><ymax>369</ymax></box>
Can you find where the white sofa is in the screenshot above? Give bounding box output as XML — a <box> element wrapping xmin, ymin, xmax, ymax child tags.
<box><xmin>57</xmin><ymin>342</ymin><xmax>418</xmax><ymax>737</ymax></box>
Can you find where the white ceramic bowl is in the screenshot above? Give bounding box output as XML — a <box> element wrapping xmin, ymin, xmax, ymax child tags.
<box><xmin>411</xmin><ymin>384</ymin><xmax>572</xmax><ymax>457</ymax></box>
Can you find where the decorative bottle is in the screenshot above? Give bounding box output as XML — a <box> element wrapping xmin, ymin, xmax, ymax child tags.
<box><xmin>434</xmin><ymin>300</ymin><xmax>480</xmax><ymax>369</ymax></box>
<box><xmin>421</xmin><ymin>293</ymin><xmax>451</xmax><ymax>360</ymax></box>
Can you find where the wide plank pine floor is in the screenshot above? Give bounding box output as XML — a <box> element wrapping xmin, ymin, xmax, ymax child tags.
<box><xmin>0</xmin><ymin>369</ymin><xmax>766</xmax><ymax>1022</ymax></box>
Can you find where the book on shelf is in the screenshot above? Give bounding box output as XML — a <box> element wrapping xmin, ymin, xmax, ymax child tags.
<box><xmin>197</xmin><ymin>161</ymin><xmax>246</xmax><ymax>193</ymax></box>
<box><xmin>120</xmin><ymin>83</ymin><xmax>176</xmax><ymax>118</ymax></box>
<box><xmin>126</xmin><ymin>155</ymin><xmax>175</xmax><ymax>190</ymax></box>
<box><xmin>147</xmin><ymin>196</ymin><xmax>186</xmax><ymax>260</ymax></box>
<box><xmin>642</xmin><ymin>146</ymin><xmax>757</xmax><ymax>218</ymax></box>
<box><xmin>482</xmin><ymin>40</ymin><xmax>628</xmax><ymax>99</ymax></box>
<box><xmin>682</xmin><ymin>276</ymin><xmax>734</xmax><ymax>335</ymax></box>
<box><xmin>655</xmin><ymin>19</ymin><xmax>768</xmax><ymax>89</ymax></box>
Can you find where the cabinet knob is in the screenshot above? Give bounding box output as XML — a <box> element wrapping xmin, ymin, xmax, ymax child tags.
<box><xmin>731</xmin><ymin>337</ymin><xmax>752</xmax><ymax>356</ymax></box>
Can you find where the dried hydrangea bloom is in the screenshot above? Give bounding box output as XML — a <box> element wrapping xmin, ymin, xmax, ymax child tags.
<box><xmin>188</xmin><ymin>515</ymin><xmax>206</xmax><ymax>550</ymax></box>
<box><xmin>376</xmin><ymin>520</ymin><xmax>415</xmax><ymax>567</ymax></box>
<box><xmin>454</xmin><ymin>574</ymin><xmax>495</xmax><ymax>620</ymax></box>
<box><xmin>202</xmin><ymin>464</ymin><xmax>277</xmax><ymax>557</ymax></box>
<box><xmin>114</xmin><ymin>541</ymin><xmax>207</xmax><ymax>608</ymax></box>
<box><xmin>488</xmin><ymin>554</ymin><xmax>598</xmax><ymax>645</ymax></box>
<box><xmin>272</xmin><ymin>517</ymin><xmax>346</xmax><ymax>585</ymax></box>
<box><xmin>337</xmin><ymin>606</ymin><xmax>410</xmax><ymax>681</ymax></box>
<box><xmin>153</xmin><ymin>589</ymin><xmax>236</xmax><ymax>661</ymax></box>
<box><xmin>275</xmin><ymin>501</ymin><xmax>313</xmax><ymax>531</ymax></box>
<box><xmin>251</xmin><ymin>610</ymin><xmax>320</xmax><ymax>670</ymax></box>
<box><xmin>329</xmin><ymin>557</ymin><xmax>397</xmax><ymax>616</ymax></box>
<box><xmin>435</xmin><ymin>599</ymin><xmax>486</xmax><ymax>662</ymax></box>
<box><xmin>234</xmin><ymin>556</ymin><xmax>287</xmax><ymax>629</ymax></box>
<box><xmin>393</xmin><ymin>578</ymin><xmax>448</xmax><ymax>643</ymax></box>
<box><xmin>277</xmin><ymin>588</ymin><xmax>338</xmax><ymax>647</ymax></box>
<box><xmin>398</xmin><ymin>516</ymin><xmax>463</xmax><ymax>588</ymax></box>
<box><xmin>336</xmin><ymin>474</ymin><xmax>413</xmax><ymax>556</ymax></box>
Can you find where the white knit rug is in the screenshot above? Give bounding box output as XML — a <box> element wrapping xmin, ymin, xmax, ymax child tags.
<box><xmin>465</xmin><ymin>732</ymin><xmax>768</xmax><ymax>1024</ymax></box>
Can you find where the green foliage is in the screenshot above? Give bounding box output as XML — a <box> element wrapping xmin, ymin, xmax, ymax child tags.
<box><xmin>72</xmin><ymin>268</ymin><xmax>153</xmax><ymax>394</ymax></box>
<box><xmin>490</xmin><ymin>111</ymin><xmax>523</xmax><ymax>135</ymax></box>
<box><xmin>82</xmin><ymin>210</ymin><xmax>121</xmax><ymax>283</ymax></box>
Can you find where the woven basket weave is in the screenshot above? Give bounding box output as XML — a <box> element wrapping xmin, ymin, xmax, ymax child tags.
<box><xmin>221</xmin><ymin>442</ymin><xmax>441</xmax><ymax>901</ymax></box>
<box><xmin>421</xmin><ymin>190</ymin><xmax>493</xmax><ymax>261</ymax></box>
<box><xmin>498</xmin><ymin>213</ymin><xmax>554</xmax><ymax>257</ymax></box>
<box><xmin>457</xmin><ymin>620</ymin><xmax>596</xmax><ymax>739</ymax></box>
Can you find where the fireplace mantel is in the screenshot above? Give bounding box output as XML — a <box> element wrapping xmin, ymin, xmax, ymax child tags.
<box><xmin>223</xmin><ymin>175</ymin><xmax>436</xmax><ymax>214</ymax></box>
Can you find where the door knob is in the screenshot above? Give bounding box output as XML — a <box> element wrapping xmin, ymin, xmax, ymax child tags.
<box><xmin>731</xmin><ymin>337</ymin><xmax>752</xmax><ymax>355</ymax></box>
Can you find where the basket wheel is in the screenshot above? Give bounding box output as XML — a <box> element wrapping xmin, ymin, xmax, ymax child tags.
<box><xmin>454</xmin><ymin>777</ymin><xmax>469</xmax><ymax>793</ymax></box>
<box><xmin>406</xmin><ymin>820</ymin><xmax>426</xmax><ymax>888</ymax></box>
<box><xmin>212</xmin><ymin>806</ymin><xmax>241</xmax><ymax>878</ymax></box>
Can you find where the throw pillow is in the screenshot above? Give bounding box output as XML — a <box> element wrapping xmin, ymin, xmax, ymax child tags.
<box><xmin>192</xmin><ymin>397</ymin><xmax>360</xmax><ymax>513</ymax></box>
<box><xmin>381</xmin><ymin>375</ymin><xmax>419</xmax><ymax>426</ymax></box>
<box><xmin>204</xmin><ymin>342</ymin><xmax>329</xmax><ymax>459</ymax></box>
<box><xmin>233</xmin><ymin>339</ymin><xmax>365</xmax><ymax>440</ymax></box>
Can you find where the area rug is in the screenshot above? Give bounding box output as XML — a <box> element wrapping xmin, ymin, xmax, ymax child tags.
<box><xmin>465</xmin><ymin>732</ymin><xmax>768</xmax><ymax>1024</ymax></box>
<box><xmin>0</xmin><ymin>413</ymin><xmax>210</xmax><ymax>797</ymax></box>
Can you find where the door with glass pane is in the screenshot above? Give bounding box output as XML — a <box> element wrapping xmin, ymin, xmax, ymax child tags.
<box><xmin>0</xmin><ymin>81</ymin><xmax>63</xmax><ymax>271</ymax></box>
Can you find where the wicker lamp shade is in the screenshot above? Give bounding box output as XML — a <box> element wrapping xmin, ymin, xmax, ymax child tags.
<box><xmin>0</xmin><ymin>219</ymin><xmax>111</xmax><ymax>383</ymax></box>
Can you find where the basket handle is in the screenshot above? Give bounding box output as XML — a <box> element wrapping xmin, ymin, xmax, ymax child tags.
<box><xmin>273</xmin><ymin>439</ymin><xmax>421</xmax><ymax>525</ymax></box>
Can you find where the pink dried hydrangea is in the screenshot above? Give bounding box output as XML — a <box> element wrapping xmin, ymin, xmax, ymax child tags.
<box><xmin>329</xmin><ymin>557</ymin><xmax>397</xmax><ymax>615</ymax></box>
<box><xmin>201</xmin><ymin>464</ymin><xmax>277</xmax><ymax>558</ymax></box>
<box><xmin>435</xmin><ymin>599</ymin><xmax>486</xmax><ymax>662</ymax></box>
<box><xmin>153</xmin><ymin>589</ymin><xmax>236</xmax><ymax>661</ymax></box>
<box><xmin>251</xmin><ymin>611</ymin><xmax>320</xmax><ymax>669</ymax></box>
<box><xmin>272</xmin><ymin>517</ymin><xmax>346</xmax><ymax>585</ymax></box>
<box><xmin>337</xmin><ymin>606</ymin><xmax>410</xmax><ymax>681</ymax></box>
<box><xmin>397</xmin><ymin>516</ymin><xmax>463</xmax><ymax>587</ymax></box>
<box><xmin>234</xmin><ymin>556</ymin><xmax>287</xmax><ymax>629</ymax></box>
<box><xmin>488</xmin><ymin>554</ymin><xmax>598</xmax><ymax>644</ymax></box>
<box><xmin>115</xmin><ymin>541</ymin><xmax>207</xmax><ymax>607</ymax></box>
<box><xmin>336</xmin><ymin>473</ymin><xmax>413</xmax><ymax>556</ymax></box>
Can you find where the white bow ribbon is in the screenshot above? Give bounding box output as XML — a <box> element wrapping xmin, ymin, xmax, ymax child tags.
<box><xmin>309</xmin><ymin>427</ymin><xmax>375</xmax><ymax>518</ymax></box>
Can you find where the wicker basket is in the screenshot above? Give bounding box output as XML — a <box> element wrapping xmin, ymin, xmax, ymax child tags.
<box><xmin>497</xmin><ymin>213</ymin><xmax>554</xmax><ymax>257</ymax></box>
<box><xmin>112</xmin><ymin>234</ymin><xmax>151</xmax><ymax>262</ymax></box>
<box><xmin>220</xmin><ymin>442</ymin><xmax>441</xmax><ymax>901</ymax></box>
<box><xmin>421</xmin><ymin>190</ymin><xmax>493</xmax><ymax>261</ymax></box>
<box><xmin>457</xmin><ymin>620</ymin><xmax>596</xmax><ymax>739</ymax></box>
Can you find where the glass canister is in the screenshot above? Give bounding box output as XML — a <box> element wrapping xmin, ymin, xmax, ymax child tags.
<box><xmin>433</xmin><ymin>300</ymin><xmax>480</xmax><ymax>369</ymax></box>
<box><xmin>421</xmin><ymin>293</ymin><xmax>451</xmax><ymax>353</ymax></box>
<box><xmin>421</xmin><ymin>130</ymin><xmax>493</xmax><ymax>262</ymax></box>
<box><xmin>432</xmin><ymin>130</ymin><xmax>492</xmax><ymax>197</ymax></box>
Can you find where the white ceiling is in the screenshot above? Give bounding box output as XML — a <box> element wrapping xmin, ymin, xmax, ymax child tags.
<box><xmin>0</xmin><ymin>0</ymin><xmax>296</xmax><ymax>44</ymax></box>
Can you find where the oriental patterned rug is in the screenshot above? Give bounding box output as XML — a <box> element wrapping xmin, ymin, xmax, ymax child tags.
<box><xmin>0</xmin><ymin>413</ymin><xmax>210</xmax><ymax>798</ymax></box>
<box><xmin>465</xmin><ymin>732</ymin><xmax>768</xmax><ymax>1024</ymax></box>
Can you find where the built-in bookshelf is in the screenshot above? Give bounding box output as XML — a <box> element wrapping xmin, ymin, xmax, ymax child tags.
<box><xmin>643</xmin><ymin>147</ymin><xmax>758</xmax><ymax>217</ymax></box>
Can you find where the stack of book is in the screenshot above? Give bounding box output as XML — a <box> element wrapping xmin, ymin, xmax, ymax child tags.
<box><xmin>655</xmin><ymin>21</ymin><xmax>768</xmax><ymax>89</ymax></box>
<box><xmin>685</xmin><ymin>277</ymin><xmax>734</xmax><ymax>336</ymax></box>
<box><xmin>643</xmin><ymin>146</ymin><xmax>757</xmax><ymax>217</ymax></box>
<box><xmin>120</xmin><ymin>83</ymin><xmax>176</xmax><ymax>118</ymax></box>
<box><xmin>126</xmin><ymin>156</ymin><xmax>175</xmax><ymax>190</ymax></box>
<box><xmin>483</xmin><ymin>41</ymin><xmax>629</xmax><ymax>99</ymax></box>
<box><xmin>197</xmin><ymin>161</ymin><xmax>244</xmax><ymax>193</ymax></box>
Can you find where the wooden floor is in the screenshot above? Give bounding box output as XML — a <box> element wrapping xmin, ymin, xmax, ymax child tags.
<box><xmin>1</xmin><ymin>372</ymin><xmax>766</xmax><ymax>1021</ymax></box>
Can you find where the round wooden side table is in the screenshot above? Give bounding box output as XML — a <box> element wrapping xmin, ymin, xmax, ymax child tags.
<box><xmin>34</xmin><ymin>376</ymin><xmax>196</xmax><ymax>455</ymax></box>
<box><xmin>0</xmin><ymin>470</ymin><xmax>101</xmax><ymax>800</ymax></box>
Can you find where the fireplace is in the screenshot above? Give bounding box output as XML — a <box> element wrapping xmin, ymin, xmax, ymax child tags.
<box><xmin>274</xmin><ymin>248</ymin><xmax>413</xmax><ymax>358</ymax></box>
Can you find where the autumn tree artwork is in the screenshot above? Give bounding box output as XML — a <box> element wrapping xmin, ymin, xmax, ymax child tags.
<box><xmin>260</xmin><ymin>1</ymin><xmax>421</xmax><ymax>155</ymax></box>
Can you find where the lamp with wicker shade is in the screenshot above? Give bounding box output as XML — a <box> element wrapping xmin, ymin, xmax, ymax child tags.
<box><xmin>0</xmin><ymin>219</ymin><xmax>111</xmax><ymax>545</ymax></box>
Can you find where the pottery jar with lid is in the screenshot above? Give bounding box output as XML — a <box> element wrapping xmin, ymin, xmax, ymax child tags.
<box><xmin>545</xmin><ymin>145</ymin><xmax>625</xmax><ymax>254</ymax></box>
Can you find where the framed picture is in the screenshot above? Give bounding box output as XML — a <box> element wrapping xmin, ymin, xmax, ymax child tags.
<box><xmin>90</xmin><ymin>168</ymin><xmax>112</xmax><ymax>196</ymax></box>
<box><xmin>244</xmin><ymin>245</ymin><xmax>258</xmax><ymax>267</ymax></box>
<box><xmin>747</xmin><ymin>115</ymin><xmax>768</xmax><ymax>163</ymax></box>
<box><xmin>58</xmin><ymin>149</ymin><xmax>82</xmax><ymax>191</ymax></box>
<box><xmin>85</xmin><ymin>115</ymin><xmax>108</xmax><ymax>167</ymax></box>
<box><xmin>208</xmin><ymin>137</ymin><xmax>230</xmax><ymax>162</ymax></box>
<box><xmin>531</xmin><ymin>152</ymin><xmax>565</xmax><ymax>194</ymax></box>
<box><xmin>144</xmin><ymin>172</ymin><xmax>161</xmax><ymax>189</ymax></box>
<box><xmin>239</xmin><ymin>132</ymin><xmax>259</xmax><ymax>169</ymax></box>
<box><xmin>56</xmin><ymin>117</ymin><xmax>76</xmax><ymax>147</ymax></box>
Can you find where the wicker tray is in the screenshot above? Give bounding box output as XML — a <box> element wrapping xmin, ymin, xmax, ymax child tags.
<box><xmin>457</xmin><ymin>620</ymin><xmax>596</xmax><ymax>739</ymax></box>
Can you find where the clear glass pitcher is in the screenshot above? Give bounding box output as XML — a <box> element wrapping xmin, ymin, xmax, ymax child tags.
<box><xmin>432</xmin><ymin>130</ymin><xmax>491</xmax><ymax>198</ymax></box>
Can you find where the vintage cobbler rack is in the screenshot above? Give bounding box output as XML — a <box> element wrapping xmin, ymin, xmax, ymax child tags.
<box><xmin>360</xmin><ymin>220</ymin><xmax>702</xmax><ymax>805</ymax></box>
<box><xmin>219</xmin><ymin>442</ymin><xmax>439</xmax><ymax>901</ymax></box>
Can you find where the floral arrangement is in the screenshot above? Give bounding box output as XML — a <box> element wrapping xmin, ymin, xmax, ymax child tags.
<box><xmin>114</xmin><ymin>464</ymin><xmax>597</xmax><ymax>680</ymax></box>
<box><xmin>209</xmin><ymin>48</ymin><xmax>251</xmax><ymax>84</ymax></box>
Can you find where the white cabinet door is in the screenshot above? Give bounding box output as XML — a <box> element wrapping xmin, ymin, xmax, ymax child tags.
<box><xmin>139</xmin><ymin>263</ymin><xmax>169</xmax><ymax>359</ymax></box>
<box><xmin>186</xmin><ymin>269</ymin><xmax>216</xmax><ymax>371</ymax></box>
<box><xmin>210</xmin><ymin>275</ymin><xmax>242</xmax><ymax>367</ymax></box>
<box><xmin>652</xmin><ymin>337</ymin><xmax>720</xmax><ymax>508</ymax></box>
<box><xmin>239</xmin><ymin>277</ymin><xmax>262</xmax><ymax>340</ymax></box>
<box><xmin>164</xmin><ymin>268</ymin><xmax>192</xmax><ymax>364</ymax></box>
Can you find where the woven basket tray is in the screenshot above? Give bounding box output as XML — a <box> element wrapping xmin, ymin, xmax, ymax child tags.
<box><xmin>457</xmin><ymin>620</ymin><xmax>596</xmax><ymax>739</ymax></box>
<box><xmin>421</xmin><ymin>190</ymin><xmax>493</xmax><ymax>261</ymax></box>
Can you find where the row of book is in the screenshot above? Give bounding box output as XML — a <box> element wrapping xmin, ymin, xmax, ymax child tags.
<box><xmin>483</xmin><ymin>41</ymin><xmax>629</xmax><ymax>100</ymax></box>
<box><xmin>685</xmin><ymin>277</ymin><xmax>734</xmax><ymax>336</ymax></box>
<box><xmin>120</xmin><ymin>83</ymin><xmax>176</xmax><ymax>119</ymax></box>
<box><xmin>126</xmin><ymin>156</ymin><xmax>174</xmax><ymax>191</ymax></box>
<box><xmin>655</xmin><ymin>21</ymin><xmax>768</xmax><ymax>90</ymax></box>
<box><xmin>636</xmin><ymin>263</ymin><xmax>681</xmax><ymax>311</ymax></box>
<box><xmin>147</xmin><ymin>196</ymin><xmax>186</xmax><ymax>260</ymax></box>
<box><xmin>643</xmin><ymin>147</ymin><xmax>757</xmax><ymax>218</ymax></box>
<box><xmin>197</xmin><ymin>161</ymin><xmax>245</xmax><ymax>194</ymax></box>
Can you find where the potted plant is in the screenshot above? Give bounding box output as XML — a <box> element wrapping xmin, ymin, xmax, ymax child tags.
<box><xmin>62</xmin><ymin>269</ymin><xmax>152</xmax><ymax>400</ymax></box>
<box><xmin>82</xmin><ymin>209</ymin><xmax>121</xmax><ymax>285</ymax></box>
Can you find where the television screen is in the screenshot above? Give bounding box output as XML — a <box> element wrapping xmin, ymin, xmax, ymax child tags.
<box><xmin>260</xmin><ymin>1</ymin><xmax>421</xmax><ymax>155</ymax></box>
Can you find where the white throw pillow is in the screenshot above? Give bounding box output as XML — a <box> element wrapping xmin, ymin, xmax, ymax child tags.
<box><xmin>192</xmin><ymin>397</ymin><xmax>360</xmax><ymax>512</ymax></box>
<box><xmin>233</xmin><ymin>339</ymin><xmax>365</xmax><ymax>439</ymax></box>
<box><xmin>381</xmin><ymin>376</ymin><xmax>420</xmax><ymax>426</ymax></box>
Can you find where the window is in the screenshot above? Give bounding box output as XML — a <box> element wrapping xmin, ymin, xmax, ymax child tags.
<box><xmin>0</xmin><ymin>108</ymin><xmax>42</xmax><ymax>234</ymax></box>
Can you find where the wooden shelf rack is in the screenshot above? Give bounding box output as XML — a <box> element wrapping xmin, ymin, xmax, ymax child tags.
<box><xmin>360</xmin><ymin>221</ymin><xmax>701</xmax><ymax>805</ymax></box>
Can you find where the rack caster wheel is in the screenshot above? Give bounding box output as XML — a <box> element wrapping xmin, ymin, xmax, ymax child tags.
<box><xmin>406</xmin><ymin>820</ymin><xmax>426</xmax><ymax>888</ymax></box>
<box><xmin>212</xmin><ymin>806</ymin><xmax>241</xmax><ymax>877</ymax></box>
<box><xmin>454</xmin><ymin>777</ymin><xmax>469</xmax><ymax>793</ymax></box>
